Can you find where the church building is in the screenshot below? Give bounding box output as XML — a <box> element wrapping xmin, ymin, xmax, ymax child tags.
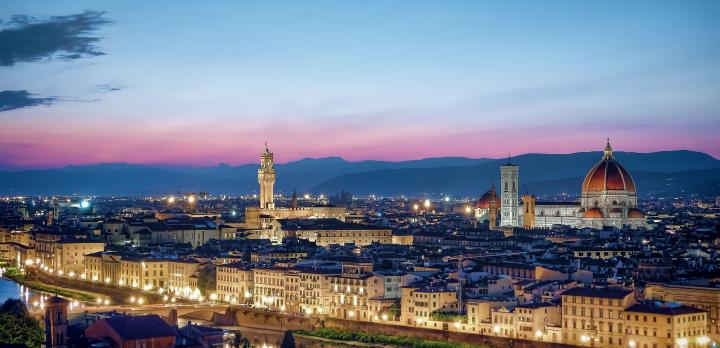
<box><xmin>477</xmin><ymin>140</ymin><xmax>647</xmax><ymax>230</ymax></box>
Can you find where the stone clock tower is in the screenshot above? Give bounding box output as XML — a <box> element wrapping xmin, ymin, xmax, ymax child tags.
<box><xmin>500</xmin><ymin>163</ymin><xmax>519</xmax><ymax>227</ymax></box>
<box><xmin>258</xmin><ymin>143</ymin><xmax>276</xmax><ymax>210</ymax></box>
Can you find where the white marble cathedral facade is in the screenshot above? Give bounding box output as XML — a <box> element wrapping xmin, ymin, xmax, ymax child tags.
<box><xmin>495</xmin><ymin>140</ymin><xmax>646</xmax><ymax>230</ymax></box>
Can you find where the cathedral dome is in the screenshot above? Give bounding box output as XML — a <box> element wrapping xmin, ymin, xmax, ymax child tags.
<box><xmin>584</xmin><ymin>208</ymin><xmax>604</xmax><ymax>218</ymax></box>
<box><xmin>582</xmin><ymin>140</ymin><xmax>636</xmax><ymax>194</ymax></box>
<box><xmin>476</xmin><ymin>185</ymin><xmax>498</xmax><ymax>209</ymax></box>
<box><xmin>476</xmin><ymin>191</ymin><xmax>492</xmax><ymax>209</ymax></box>
<box><xmin>628</xmin><ymin>208</ymin><xmax>645</xmax><ymax>219</ymax></box>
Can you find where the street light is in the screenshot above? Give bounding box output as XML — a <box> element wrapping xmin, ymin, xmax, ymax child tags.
<box><xmin>423</xmin><ymin>199</ymin><xmax>431</xmax><ymax>209</ymax></box>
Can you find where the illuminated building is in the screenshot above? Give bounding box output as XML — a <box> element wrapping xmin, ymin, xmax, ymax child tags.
<box><xmin>561</xmin><ymin>287</ymin><xmax>635</xmax><ymax>347</ymax></box>
<box><xmin>494</xmin><ymin>140</ymin><xmax>648</xmax><ymax>230</ymax></box>
<box><xmin>646</xmin><ymin>281</ymin><xmax>720</xmax><ymax>342</ymax></box>
<box><xmin>277</xmin><ymin>218</ymin><xmax>392</xmax><ymax>246</ymax></box>
<box><xmin>244</xmin><ymin>145</ymin><xmax>346</xmax><ymax>241</ymax></box>
<box><xmin>216</xmin><ymin>262</ymin><xmax>254</xmax><ymax>304</ymax></box>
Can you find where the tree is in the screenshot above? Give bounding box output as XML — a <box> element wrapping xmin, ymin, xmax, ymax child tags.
<box><xmin>0</xmin><ymin>299</ymin><xmax>44</xmax><ymax>348</ymax></box>
<box><xmin>196</xmin><ymin>266</ymin><xmax>216</xmax><ymax>296</ymax></box>
<box><xmin>0</xmin><ymin>298</ymin><xmax>29</xmax><ymax>317</ymax></box>
<box><xmin>226</xmin><ymin>330</ymin><xmax>251</xmax><ymax>348</ymax></box>
<box><xmin>280</xmin><ymin>330</ymin><xmax>296</xmax><ymax>348</ymax></box>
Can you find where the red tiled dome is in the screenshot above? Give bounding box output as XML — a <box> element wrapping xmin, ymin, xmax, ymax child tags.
<box><xmin>584</xmin><ymin>208</ymin><xmax>604</xmax><ymax>218</ymax></box>
<box><xmin>476</xmin><ymin>191</ymin><xmax>492</xmax><ymax>209</ymax></box>
<box><xmin>628</xmin><ymin>208</ymin><xmax>645</xmax><ymax>219</ymax></box>
<box><xmin>582</xmin><ymin>141</ymin><xmax>636</xmax><ymax>193</ymax></box>
<box><xmin>476</xmin><ymin>185</ymin><xmax>498</xmax><ymax>209</ymax></box>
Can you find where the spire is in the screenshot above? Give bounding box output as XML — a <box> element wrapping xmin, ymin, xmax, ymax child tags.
<box><xmin>603</xmin><ymin>138</ymin><xmax>614</xmax><ymax>160</ymax></box>
<box><xmin>291</xmin><ymin>189</ymin><xmax>298</xmax><ymax>209</ymax></box>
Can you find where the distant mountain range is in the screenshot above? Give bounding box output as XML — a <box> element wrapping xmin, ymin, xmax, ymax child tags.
<box><xmin>0</xmin><ymin>151</ymin><xmax>718</xmax><ymax>198</ymax></box>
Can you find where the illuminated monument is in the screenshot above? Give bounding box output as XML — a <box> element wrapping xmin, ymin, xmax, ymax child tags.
<box><xmin>482</xmin><ymin>140</ymin><xmax>647</xmax><ymax>230</ymax></box>
<box><xmin>258</xmin><ymin>143</ymin><xmax>276</xmax><ymax>210</ymax></box>
<box><xmin>244</xmin><ymin>144</ymin><xmax>346</xmax><ymax>241</ymax></box>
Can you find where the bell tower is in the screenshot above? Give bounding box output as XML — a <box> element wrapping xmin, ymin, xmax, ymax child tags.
<box><xmin>500</xmin><ymin>163</ymin><xmax>519</xmax><ymax>227</ymax></box>
<box><xmin>487</xmin><ymin>184</ymin><xmax>499</xmax><ymax>230</ymax></box>
<box><xmin>45</xmin><ymin>296</ymin><xmax>68</xmax><ymax>348</ymax></box>
<box><xmin>258</xmin><ymin>143</ymin><xmax>276</xmax><ymax>210</ymax></box>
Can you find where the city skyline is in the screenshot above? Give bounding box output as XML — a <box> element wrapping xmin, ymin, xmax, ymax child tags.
<box><xmin>2</xmin><ymin>1</ymin><xmax>720</xmax><ymax>169</ymax></box>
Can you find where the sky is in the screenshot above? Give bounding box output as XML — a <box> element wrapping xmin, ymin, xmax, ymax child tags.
<box><xmin>1</xmin><ymin>0</ymin><xmax>719</xmax><ymax>169</ymax></box>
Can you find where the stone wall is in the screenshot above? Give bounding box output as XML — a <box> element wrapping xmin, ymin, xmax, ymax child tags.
<box><xmin>324</xmin><ymin>318</ymin><xmax>577</xmax><ymax>348</ymax></box>
<box><xmin>205</xmin><ymin>307</ymin><xmax>578</xmax><ymax>348</ymax></box>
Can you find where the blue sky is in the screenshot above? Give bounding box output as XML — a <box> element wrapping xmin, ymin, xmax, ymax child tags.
<box><xmin>1</xmin><ymin>0</ymin><xmax>719</xmax><ymax>168</ymax></box>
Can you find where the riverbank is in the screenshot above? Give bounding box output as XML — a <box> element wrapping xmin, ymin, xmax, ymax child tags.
<box><xmin>296</xmin><ymin>328</ymin><xmax>494</xmax><ymax>348</ymax></box>
<box><xmin>2</xmin><ymin>267</ymin><xmax>99</xmax><ymax>302</ymax></box>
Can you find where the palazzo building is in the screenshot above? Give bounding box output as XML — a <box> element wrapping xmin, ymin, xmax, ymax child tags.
<box><xmin>244</xmin><ymin>145</ymin><xmax>347</xmax><ymax>241</ymax></box>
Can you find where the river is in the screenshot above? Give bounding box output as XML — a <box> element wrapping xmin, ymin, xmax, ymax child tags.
<box><xmin>0</xmin><ymin>276</ymin><xmax>358</xmax><ymax>348</ymax></box>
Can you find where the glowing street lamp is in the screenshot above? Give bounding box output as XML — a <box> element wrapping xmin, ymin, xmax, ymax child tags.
<box><xmin>168</xmin><ymin>196</ymin><xmax>176</xmax><ymax>203</ymax></box>
<box><xmin>423</xmin><ymin>199</ymin><xmax>431</xmax><ymax>209</ymax></box>
<box><xmin>187</xmin><ymin>195</ymin><xmax>196</xmax><ymax>203</ymax></box>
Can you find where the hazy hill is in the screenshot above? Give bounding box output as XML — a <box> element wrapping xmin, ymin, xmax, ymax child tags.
<box><xmin>310</xmin><ymin>151</ymin><xmax>720</xmax><ymax>197</ymax></box>
<box><xmin>0</xmin><ymin>157</ymin><xmax>492</xmax><ymax>195</ymax></box>
<box><xmin>0</xmin><ymin>151</ymin><xmax>717</xmax><ymax>197</ymax></box>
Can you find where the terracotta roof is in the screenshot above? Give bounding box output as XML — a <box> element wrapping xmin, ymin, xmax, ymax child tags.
<box><xmin>625</xmin><ymin>303</ymin><xmax>705</xmax><ymax>316</ymax></box>
<box><xmin>562</xmin><ymin>287</ymin><xmax>633</xmax><ymax>299</ymax></box>
<box><xmin>582</xmin><ymin>141</ymin><xmax>636</xmax><ymax>193</ymax></box>
<box><xmin>102</xmin><ymin>314</ymin><xmax>175</xmax><ymax>340</ymax></box>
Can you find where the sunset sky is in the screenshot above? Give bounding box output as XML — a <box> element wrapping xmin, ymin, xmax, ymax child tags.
<box><xmin>1</xmin><ymin>0</ymin><xmax>719</xmax><ymax>169</ymax></box>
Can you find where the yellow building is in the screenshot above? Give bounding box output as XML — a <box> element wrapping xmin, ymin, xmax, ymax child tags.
<box><xmin>327</xmin><ymin>262</ymin><xmax>376</xmax><ymax>321</ymax></box>
<box><xmin>492</xmin><ymin>306</ymin><xmax>517</xmax><ymax>338</ymax></box>
<box><xmin>253</xmin><ymin>267</ymin><xmax>287</xmax><ymax>310</ymax></box>
<box><xmin>117</xmin><ymin>257</ymin><xmax>169</xmax><ymax>291</ymax></box>
<box><xmin>400</xmin><ymin>286</ymin><xmax>459</xmax><ymax>327</ymax></box>
<box><xmin>216</xmin><ymin>262</ymin><xmax>254</xmax><ymax>304</ymax></box>
<box><xmin>84</xmin><ymin>252</ymin><xmax>121</xmax><ymax>284</ymax></box>
<box><xmin>294</xmin><ymin>268</ymin><xmax>337</xmax><ymax>315</ymax></box>
<box><xmin>168</xmin><ymin>259</ymin><xmax>203</xmax><ymax>295</ymax></box>
<box><xmin>646</xmin><ymin>282</ymin><xmax>720</xmax><ymax>342</ymax></box>
<box><xmin>624</xmin><ymin>303</ymin><xmax>709</xmax><ymax>348</ymax></box>
<box><xmin>515</xmin><ymin>302</ymin><xmax>561</xmax><ymax>342</ymax></box>
<box><xmin>53</xmin><ymin>240</ymin><xmax>105</xmax><ymax>274</ymax></box>
<box><xmin>561</xmin><ymin>287</ymin><xmax>635</xmax><ymax>347</ymax></box>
